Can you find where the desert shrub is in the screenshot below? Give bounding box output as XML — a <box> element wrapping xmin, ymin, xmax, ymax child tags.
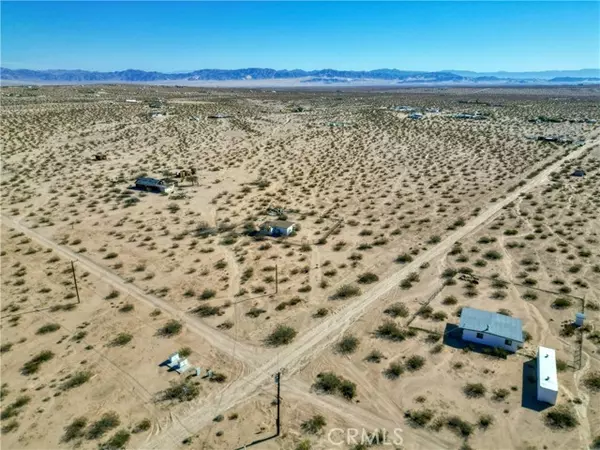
<box><xmin>556</xmin><ymin>359</ymin><xmax>568</xmax><ymax>372</ymax></box>
<box><xmin>441</xmin><ymin>268</ymin><xmax>457</xmax><ymax>279</ymax></box>
<box><xmin>445</xmin><ymin>416</ymin><xmax>474</xmax><ymax>437</ymax></box>
<box><xmin>22</xmin><ymin>350</ymin><xmax>54</xmax><ymax>375</ymax></box>
<box><xmin>552</xmin><ymin>297</ymin><xmax>572</xmax><ymax>309</ymax></box>
<box><xmin>544</xmin><ymin>405</ymin><xmax>579</xmax><ymax>429</ymax></box>
<box><xmin>478</xmin><ymin>414</ymin><xmax>494</xmax><ymax>429</ymax></box>
<box><xmin>336</xmin><ymin>335</ymin><xmax>359</xmax><ymax>354</ymax></box>
<box><xmin>105</xmin><ymin>290</ymin><xmax>120</xmax><ymax>300</ymax></box>
<box><xmin>375</xmin><ymin>321</ymin><xmax>408</xmax><ymax>341</ymax></box>
<box><xmin>313</xmin><ymin>308</ymin><xmax>328</xmax><ymax>318</ymax></box>
<box><xmin>246</xmin><ymin>307</ymin><xmax>267</xmax><ymax>318</ymax></box>
<box><xmin>395</xmin><ymin>253</ymin><xmax>413</xmax><ymax>264</ymax></box>
<box><xmin>99</xmin><ymin>430</ymin><xmax>130</xmax><ymax>449</ymax></box>
<box><xmin>404</xmin><ymin>409</ymin><xmax>434</xmax><ymax>427</ymax></box>
<box><xmin>1</xmin><ymin>419</ymin><xmax>19</xmax><ymax>433</ymax></box>
<box><xmin>133</xmin><ymin>419</ymin><xmax>151</xmax><ymax>433</ymax></box>
<box><xmin>463</xmin><ymin>383</ymin><xmax>486</xmax><ymax>398</ymax></box>
<box><xmin>383</xmin><ymin>302</ymin><xmax>409</xmax><ymax>318</ymax></box>
<box><xmin>442</xmin><ymin>295</ymin><xmax>458</xmax><ymax>305</ymax></box>
<box><xmin>158</xmin><ymin>320</ymin><xmax>182</xmax><ymax>337</ymax></box>
<box><xmin>365</xmin><ymin>350</ymin><xmax>384</xmax><ymax>363</ymax></box>
<box><xmin>200</xmin><ymin>289</ymin><xmax>216</xmax><ymax>300</ymax></box>
<box><xmin>1</xmin><ymin>396</ymin><xmax>30</xmax><ymax>420</ymax></box>
<box><xmin>333</xmin><ymin>284</ymin><xmax>361</xmax><ymax>299</ymax></box>
<box><xmin>357</xmin><ymin>272</ymin><xmax>379</xmax><ymax>284</ymax></box>
<box><xmin>492</xmin><ymin>388</ymin><xmax>509</xmax><ymax>401</ymax></box>
<box><xmin>583</xmin><ymin>372</ymin><xmax>600</xmax><ymax>391</ymax></box>
<box><xmin>312</xmin><ymin>372</ymin><xmax>341</xmax><ymax>393</ymax></box>
<box><xmin>405</xmin><ymin>355</ymin><xmax>425</xmax><ymax>371</ymax></box>
<box><xmin>428</xmin><ymin>235</ymin><xmax>441</xmax><ymax>244</ymax></box>
<box><xmin>118</xmin><ymin>303</ymin><xmax>134</xmax><ymax>313</ymax></box>
<box><xmin>266</xmin><ymin>325</ymin><xmax>297</xmax><ymax>346</ymax></box>
<box><xmin>110</xmin><ymin>333</ymin><xmax>133</xmax><ymax>347</ymax></box>
<box><xmin>384</xmin><ymin>362</ymin><xmax>405</xmax><ymax>379</ymax></box>
<box><xmin>587</xmin><ymin>301</ymin><xmax>600</xmax><ymax>311</ymax></box>
<box><xmin>432</xmin><ymin>311</ymin><xmax>447</xmax><ymax>321</ymax></box>
<box><xmin>417</xmin><ymin>305</ymin><xmax>433</xmax><ymax>318</ymax></box>
<box><xmin>62</xmin><ymin>417</ymin><xmax>87</xmax><ymax>442</ymax></box>
<box><xmin>61</xmin><ymin>371</ymin><xmax>92</xmax><ymax>390</ymax></box>
<box><xmin>160</xmin><ymin>380</ymin><xmax>200</xmax><ymax>403</ymax></box>
<box><xmin>178</xmin><ymin>347</ymin><xmax>192</xmax><ymax>358</ymax></box>
<box><xmin>522</xmin><ymin>290</ymin><xmax>538</xmax><ymax>301</ymax></box>
<box><xmin>86</xmin><ymin>412</ymin><xmax>120</xmax><ymax>439</ymax></box>
<box><xmin>209</xmin><ymin>372</ymin><xmax>227</xmax><ymax>383</ymax></box>
<box><xmin>339</xmin><ymin>380</ymin><xmax>357</xmax><ymax>400</ymax></box>
<box><xmin>296</xmin><ymin>439</ymin><xmax>312</xmax><ymax>450</ymax></box>
<box><xmin>312</xmin><ymin>372</ymin><xmax>356</xmax><ymax>399</ymax></box>
<box><xmin>36</xmin><ymin>323</ymin><xmax>60</xmax><ymax>334</ymax></box>
<box><xmin>301</xmin><ymin>415</ymin><xmax>327</xmax><ymax>434</ymax></box>
<box><xmin>193</xmin><ymin>305</ymin><xmax>222</xmax><ymax>317</ymax></box>
<box><xmin>0</xmin><ymin>343</ymin><xmax>13</xmax><ymax>353</ymax></box>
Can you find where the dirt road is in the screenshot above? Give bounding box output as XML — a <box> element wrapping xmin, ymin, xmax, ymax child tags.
<box><xmin>0</xmin><ymin>215</ymin><xmax>264</xmax><ymax>367</ymax></box>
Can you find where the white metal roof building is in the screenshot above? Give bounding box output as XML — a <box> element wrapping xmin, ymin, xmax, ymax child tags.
<box><xmin>459</xmin><ymin>307</ymin><xmax>524</xmax><ymax>352</ymax></box>
<box><xmin>537</xmin><ymin>346</ymin><xmax>558</xmax><ymax>405</ymax></box>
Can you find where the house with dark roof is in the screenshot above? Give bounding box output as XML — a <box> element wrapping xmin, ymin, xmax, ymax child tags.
<box><xmin>459</xmin><ymin>307</ymin><xmax>524</xmax><ymax>352</ymax></box>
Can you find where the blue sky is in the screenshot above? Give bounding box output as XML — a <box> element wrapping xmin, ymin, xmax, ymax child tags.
<box><xmin>1</xmin><ymin>1</ymin><xmax>599</xmax><ymax>72</ymax></box>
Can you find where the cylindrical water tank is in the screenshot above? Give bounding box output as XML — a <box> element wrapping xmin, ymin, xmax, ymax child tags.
<box><xmin>575</xmin><ymin>312</ymin><xmax>585</xmax><ymax>327</ymax></box>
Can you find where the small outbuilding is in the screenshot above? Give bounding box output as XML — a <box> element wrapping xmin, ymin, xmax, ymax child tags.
<box><xmin>536</xmin><ymin>346</ymin><xmax>558</xmax><ymax>405</ymax></box>
<box><xmin>261</xmin><ymin>220</ymin><xmax>296</xmax><ymax>237</ymax></box>
<box><xmin>459</xmin><ymin>307</ymin><xmax>524</xmax><ymax>352</ymax></box>
<box><xmin>571</xmin><ymin>169</ymin><xmax>586</xmax><ymax>177</ymax></box>
<box><xmin>135</xmin><ymin>177</ymin><xmax>175</xmax><ymax>194</ymax></box>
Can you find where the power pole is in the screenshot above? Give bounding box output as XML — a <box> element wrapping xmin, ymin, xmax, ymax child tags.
<box><xmin>275</xmin><ymin>372</ymin><xmax>281</xmax><ymax>436</ymax></box>
<box><xmin>71</xmin><ymin>261</ymin><xmax>81</xmax><ymax>304</ymax></box>
<box><xmin>275</xmin><ymin>264</ymin><xmax>278</xmax><ymax>294</ymax></box>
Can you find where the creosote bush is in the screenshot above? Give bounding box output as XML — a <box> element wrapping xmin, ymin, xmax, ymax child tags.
<box><xmin>312</xmin><ymin>372</ymin><xmax>356</xmax><ymax>400</ymax></box>
<box><xmin>36</xmin><ymin>323</ymin><xmax>60</xmax><ymax>334</ymax></box>
<box><xmin>86</xmin><ymin>412</ymin><xmax>120</xmax><ymax>440</ymax></box>
<box><xmin>158</xmin><ymin>320</ymin><xmax>183</xmax><ymax>337</ymax></box>
<box><xmin>333</xmin><ymin>284</ymin><xmax>361</xmax><ymax>299</ymax></box>
<box><xmin>266</xmin><ymin>325</ymin><xmax>297</xmax><ymax>346</ymax></box>
<box><xmin>544</xmin><ymin>405</ymin><xmax>579</xmax><ymax>429</ymax></box>
<box><xmin>160</xmin><ymin>379</ymin><xmax>200</xmax><ymax>403</ymax></box>
<box><xmin>463</xmin><ymin>382</ymin><xmax>486</xmax><ymax>398</ymax></box>
<box><xmin>301</xmin><ymin>415</ymin><xmax>327</xmax><ymax>434</ymax></box>
<box><xmin>21</xmin><ymin>350</ymin><xmax>54</xmax><ymax>375</ymax></box>
<box><xmin>336</xmin><ymin>335</ymin><xmax>359</xmax><ymax>354</ymax></box>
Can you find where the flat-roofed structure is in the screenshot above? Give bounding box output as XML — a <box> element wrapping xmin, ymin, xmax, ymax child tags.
<box><xmin>537</xmin><ymin>346</ymin><xmax>558</xmax><ymax>405</ymax></box>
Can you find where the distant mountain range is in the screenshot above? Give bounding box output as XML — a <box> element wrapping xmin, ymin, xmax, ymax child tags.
<box><xmin>1</xmin><ymin>67</ymin><xmax>599</xmax><ymax>85</ymax></box>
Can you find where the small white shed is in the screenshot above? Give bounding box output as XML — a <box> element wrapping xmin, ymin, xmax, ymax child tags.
<box><xmin>537</xmin><ymin>346</ymin><xmax>558</xmax><ymax>405</ymax></box>
<box><xmin>261</xmin><ymin>220</ymin><xmax>296</xmax><ymax>237</ymax></box>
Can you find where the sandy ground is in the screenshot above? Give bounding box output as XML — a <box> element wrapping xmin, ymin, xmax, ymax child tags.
<box><xmin>1</xmin><ymin>85</ymin><xmax>599</xmax><ymax>449</ymax></box>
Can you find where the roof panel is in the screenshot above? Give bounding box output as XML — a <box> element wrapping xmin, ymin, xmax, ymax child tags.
<box><xmin>538</xmin><ymin>346</ymin><xmax>558</xmax><ymax>391</ymax></box>
<box><xmin>459</xmin><ymin>307</ymin><xmax>523</xmax><ymax>342</ymax></box>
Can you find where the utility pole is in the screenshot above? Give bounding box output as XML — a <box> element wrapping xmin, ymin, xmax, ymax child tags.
<box><xmin>71</xmin><ymin>261</ymin><xmax>81</xmax><ymax>304</ymax></box>
<box><xmin>275</xmin><ymin>371</ymin><xmax>281</xmax><ymax>436</ymax></box>
<box><xmin>275</xmin><ymin>264</ymin><xmax>278</xmax><ymax>294</ymax></box>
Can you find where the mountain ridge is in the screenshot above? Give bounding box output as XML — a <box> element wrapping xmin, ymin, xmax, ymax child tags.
<box><xmin>1</xmin><ymin>67</ymin><xmax>599</xmax><ymax>84</ymax></box>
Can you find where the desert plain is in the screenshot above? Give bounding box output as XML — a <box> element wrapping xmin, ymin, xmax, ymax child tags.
<box><xmin>1</xmin><ymin>84</ymin><xmax>599</xmax><ymax>450</ymax></box>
